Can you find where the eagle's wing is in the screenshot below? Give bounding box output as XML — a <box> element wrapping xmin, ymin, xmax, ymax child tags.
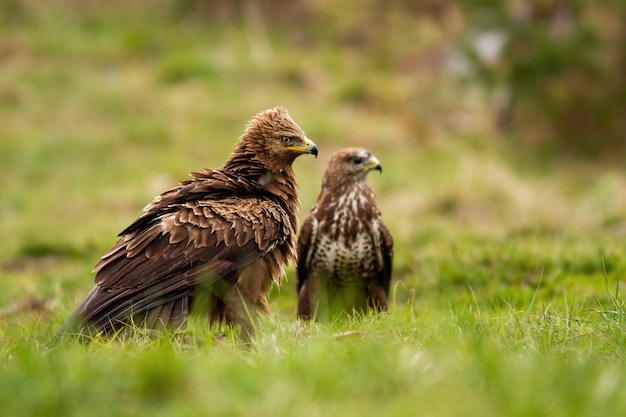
<box><xmin>65</xmin><ymin>195</ymin><xmax>290</xmax><ymax>333</ymax></box>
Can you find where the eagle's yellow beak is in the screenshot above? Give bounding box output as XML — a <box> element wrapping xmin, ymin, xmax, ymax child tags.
<box><xmin>290</xmin><ymin>137</ymin><xmax>318</xmax><ymax>158</ymax></box>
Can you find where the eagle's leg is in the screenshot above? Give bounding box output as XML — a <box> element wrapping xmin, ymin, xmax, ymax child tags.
<box><xmin>213</xmin><ymin>259</ymin><xmax>273</xmax><ymax>340</ymax></box>
<box><xmin>218</xmin><ymin>287</ymin><xmax>270</xmax><ymax>341</ymax></box>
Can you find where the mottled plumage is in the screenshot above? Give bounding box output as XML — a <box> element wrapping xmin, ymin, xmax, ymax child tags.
<box><xmin>60</xmin><ymin>107</ymin><xmax>317</xmax><ymax>339</ymax></box>
<box><xmin>296</xmin><ymin>148</ymin><xmax>393</xmax><ymax>320</ymax></box>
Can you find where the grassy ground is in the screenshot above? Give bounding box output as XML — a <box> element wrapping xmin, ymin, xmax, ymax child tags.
<box><xmin>2</xmin><ymin>3</ymin><xmax>626</xmax><ymax>416</ymax></box>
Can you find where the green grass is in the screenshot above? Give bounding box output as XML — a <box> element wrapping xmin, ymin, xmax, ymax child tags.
<box><xmin>3</xmin><ymin>299</ymin><xmax>626</xmax><ymax>417</ymax></box>
<box><xmin>2</xmin><ymin>3</ymin><xmax>626</xmax><ymax>417</ymax></box>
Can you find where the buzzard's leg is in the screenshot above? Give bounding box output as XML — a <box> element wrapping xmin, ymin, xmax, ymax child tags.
<box><xmin>298</xmin><ymin>272</ymin><xmax>327</xmax><ymax>321</ymax></box>
<box><xmin>366</xmin><ymin>280</ymin><xmax>388</xmax><ymax>312</ymax></box>
<box><xmin>297</xmin><ymin>281</ymin><xmax>313</xmax><ymax>320</ymax></box>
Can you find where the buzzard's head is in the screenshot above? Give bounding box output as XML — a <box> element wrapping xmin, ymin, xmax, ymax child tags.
<box><xmin>242</xmin><ymin>106</ymin><xmax>318</xmax><ymax>168</ymax></box>
<box><xmin>324</xmin><ymin>148</ymin><xmax>382</xmax><ymax>185</ymax></box>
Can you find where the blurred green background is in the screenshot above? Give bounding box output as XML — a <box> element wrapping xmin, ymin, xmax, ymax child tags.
<box><xmin>0</xmin><ymin>0</ymin><xmax>626</xmax><ymax>308</ymax></box>
<box><xmin>2</xmin><ymin>1</ymin><xmax>626</xmax><ymax>416</ymax></box>
<box><xmin>2</xmin><ymin>0</ymin><xmax>624</xmax><ymax>310</ymax></box>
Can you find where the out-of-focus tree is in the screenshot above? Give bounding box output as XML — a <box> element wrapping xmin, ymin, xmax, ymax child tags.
<box><xmin>456</xmin><ymin>0</ymin><xmax>626</xmax><ymax>157</ymax></box>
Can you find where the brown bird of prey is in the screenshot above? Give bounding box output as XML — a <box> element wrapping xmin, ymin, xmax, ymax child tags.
<box><xmin>296</xmin><ymin>147</ymin><xmax>393</xmax><ymax>320</ymax></box>
<box><xmin>60</xmin><ymin>107</ymin><xmax>317</xmax><ymax>339</ymax></box>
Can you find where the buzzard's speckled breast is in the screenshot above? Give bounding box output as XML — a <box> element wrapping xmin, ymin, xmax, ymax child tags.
<box><xmin>296</xmin><ymin>148</ymin><xmax>393</xmax><ymax>320</ymax></box>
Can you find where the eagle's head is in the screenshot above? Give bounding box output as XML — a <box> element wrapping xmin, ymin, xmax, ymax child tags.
<box><xmin>240</xmin><ymin>106</ymin><xmax>318</xmax><ymax>168</ymax></box>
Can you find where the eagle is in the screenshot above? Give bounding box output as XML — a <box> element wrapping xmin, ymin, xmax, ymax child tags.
<box><xmin>60</xmin><ymin>106</ymin><xmax>318</xmax><ymax>339</ymax></box>
<box><xmin>296</xmin><ymin>147</ymin><xmax>393</xmax><ymax>321</ymax></box>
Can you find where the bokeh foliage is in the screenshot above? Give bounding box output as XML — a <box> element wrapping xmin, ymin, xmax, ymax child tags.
<box><xmin>5</xmin><ymin>0</ymin><xmax>623</xmax><ymax>158</ymax></box>
<box><xmin>457</xmin><ymin>0</ymin><xmax>626</xmax><ymax>156</ymax></box>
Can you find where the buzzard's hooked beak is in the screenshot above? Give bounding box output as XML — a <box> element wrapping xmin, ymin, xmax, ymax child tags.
<box><xmin>291</xmin><ymin>137</ymin><xmax>318</xmax><ymax>158</ymax></box>
<box><xmin>366</xmin><ymin>156</ymin><xmax>382</xmax><ymax>173</ymax></box>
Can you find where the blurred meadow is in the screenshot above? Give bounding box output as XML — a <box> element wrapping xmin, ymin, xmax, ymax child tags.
<box><xmin>1</xmin><ymin>1</ymin><xmax>626</xmax><ymax>416</ymax></box>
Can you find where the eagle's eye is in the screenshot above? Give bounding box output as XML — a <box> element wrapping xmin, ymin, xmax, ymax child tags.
<box><xmin>282</xmin><ymin>136</ymin><xmax>293</xmax><ymax>144</ymax></box>
<box><xmin>352</xmin><ymin>156</ymin><xmax>364</xmax><ymax>164</ymax></box>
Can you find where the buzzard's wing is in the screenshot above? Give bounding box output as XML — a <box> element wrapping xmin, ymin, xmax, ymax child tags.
<box><xmin>64</xmin><ymin>195</ymin><xmax>290</xmax><ymax>333</ymax></box>
<box><xmin>295</xmin><ymin>213</ymin><xmax>318</xmax><ymax>293</ymax></box>
<box><xmin>378</xmin><ymin>219</ymin><xmax>394</xmax><ymax>295</ymax></box>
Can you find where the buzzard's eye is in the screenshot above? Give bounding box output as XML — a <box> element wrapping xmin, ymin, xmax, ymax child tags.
<box><xmin>282</xmin><ymin>136</ymin><xmax>293</xmax><ymax>144</ymax></box>
<box><xmin>352</xmin><ymin>156</ymin><xmax>364</xmax><ymax>164</ymax></box>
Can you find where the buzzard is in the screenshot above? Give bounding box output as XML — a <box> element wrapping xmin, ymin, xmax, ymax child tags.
<box><xmin>60</xmin><ymin>106</ymin><xmax>318</xmax><ymax>339</ymax></box>
<box><xmin>296</xmin><ymin>147</ymin><xmax>393</xmax><ymax>320</ymax></box>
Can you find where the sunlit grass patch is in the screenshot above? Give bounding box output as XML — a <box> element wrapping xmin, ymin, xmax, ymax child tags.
<box><xmin>4</xmin><ymin>289</ymin><xmax>626</xmax><ymax>417</ymax></box>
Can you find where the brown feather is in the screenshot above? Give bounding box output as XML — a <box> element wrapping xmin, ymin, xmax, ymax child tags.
<box><xmin>296</xmin><ymin>148</ymin><xmax>393</xmax><ymax>321</ymax></box>
<box><xmin>59</xmin><ymin>107</ymin><xmax>317</xmax><ymax>340</ymax></box>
